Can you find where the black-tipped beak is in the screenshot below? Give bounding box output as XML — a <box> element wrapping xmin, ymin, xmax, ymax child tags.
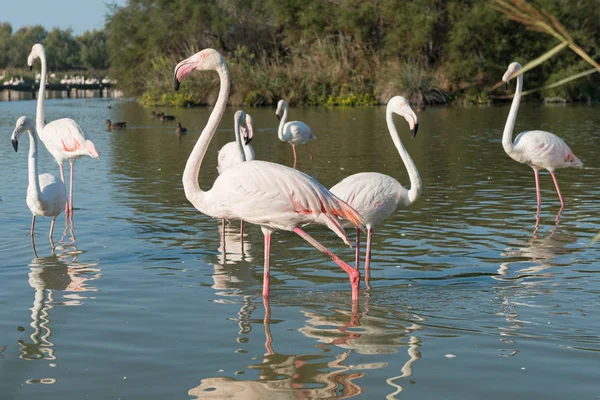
<box><xmin>29</xmin><ymin>65</ymin><xmax>33</xmax><ymax>72</ymax></box>
<box><xmin>504</xmin><ymin>82</ymin><xmax>508</xmax><ymax>90</ymax></box>
<box><xmin>244</xmin><ymin>136</ymin><xmax>252</xmax><ymax>145</ymax></box>
<box><xmin>174</xmin><ymin>70</ymin><xmax>181</xmax><ymax>91</ymax></box>
<box><xmin>411</xmin><ymin>123</ymin><xmax>419</xmax><ymax>138</ymax></box>
<box><xmin>12</xmin><ymin>139</ymin><xmax>18</xmax><ymax>152</ymax></box>
<box><xmin>276</xmin><ymin>114</ymin><xmax>280</xmax><ymax>121</ymax></box>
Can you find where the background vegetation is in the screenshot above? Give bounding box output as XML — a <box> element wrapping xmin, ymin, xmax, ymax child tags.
<box><xmin>2</xmin><ymin>0</ymin><xmax>600</xmax><ymax>106</ymax></box>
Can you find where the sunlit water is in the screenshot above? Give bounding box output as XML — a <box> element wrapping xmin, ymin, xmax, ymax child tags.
<box><xmin>1</xmin><ymin>98</ymin><xmax>599</xmax><ymax>399</ymax></box>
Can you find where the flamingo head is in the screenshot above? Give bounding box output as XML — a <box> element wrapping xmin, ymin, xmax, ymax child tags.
<box><xmin>173</xmin><ymin>49</ymin><xmax>225</xmax><ymax>91</ymax></box>
<box><xmin>275</xmin><ymin>99</ymin><xmax>288</xmax><ymax>121</ymax></box>
<box><xmin>502</xmin><ymin>62</ymin><xmax>522</xmax><ymax>89</ymax></box>
<box><xmin>387</xmin><ymin>96</ymin><xmax>419</xmax><ymax>138</ymax></box>
<box><xmin>243</xmin><ymin>113</ymin><xmax>254</xmax><ymax>145</ymax></box>
<box><xmin>11</xmin><ymin>116</ymin><xmax>34</xmax><ymax>152</ymax></box>
<box><xmin>27</xmin><ymin>43</ymin><xmax>45</xmax><ymax>71</ymax></box>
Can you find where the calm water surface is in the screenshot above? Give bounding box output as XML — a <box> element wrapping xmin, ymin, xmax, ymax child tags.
<box><xmin>0</xmin><ymin>98</ymin><xmax>599</xmax><ymax>399</ymax></box>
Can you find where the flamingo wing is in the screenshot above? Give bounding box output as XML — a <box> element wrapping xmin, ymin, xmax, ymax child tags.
<box><xmin>331</xmin><ymin>172</ymin><xmax>405</xmax><ymax>227</ymax></box>
<box><xmin>40</xmin><ymin>118</ymin><xmax>99</xmax><ymax>161</ymax></box>
<box><xmin>208</xmin><ymin>160</ymin><xmax>362</xmax><ymax>244</ymax></box>
<box><xmin>285</xmin><ymin>121</ymin><xmax>315</xmax><ymax>145</ymax></box>
<box><xmin>514</xmin><ymin>130</ymin><xmax>583</xmax><ymax>170</ymax></box>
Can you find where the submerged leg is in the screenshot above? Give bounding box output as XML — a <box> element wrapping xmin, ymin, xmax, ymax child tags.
<box><xmin>262</xmin><ymin>229</ymin><xmax>272</xmax><ymax>298</ymax></box>
<box><xmin>305</xmin><ymin>143</ymin><xmax>313</xmax><ymax>162</ymax></box>
<box><xmin>365</xmin><ymin>227</ymin><xmax>373</xmax><ymax>290</ymax></box>
<box><xmin>355</xmin><ymin>228</ymin><xmax>360</xmax><ymax>269</ymax></box>
<box><xmin>49</xmin><ymin>217</ymin><xmax>56</xmax><ymax>239</ymax></box>
<box><xmin>69</xmin><ymin>160</ymin><xmax>75</xmax><ymax>217</ymax></box>
<box><xmin>30</xmin><ymin>216</ymin><xmax>36</xmax><ymax>237</ymax></box>
<box><xmin>292</xmin><ymin>227</ymin><xmax>360</xmax><ymax>301</ymax></box>
<box><xmin>549</xmin><ymin>170</ymin><xmax>565</xmax><ymax>208</ymax></box>
<box><xmin>220</xmin><ymin>219</ymin><xmax>226</xmax><ymax>254</ymax></box>
<box><xmin>292</xmin><ymin>145</ymin><xmax>297</xmax><ymax>169</ymax></box>
<box><xmin>240</xmin><ymin>220</ymin><xmax>245</xmax><ymax>255</ymax></box>
<box><xmin>534</xmin><ymin>169</ymin><xmax>541</xmax><ymax>211</ymax></box>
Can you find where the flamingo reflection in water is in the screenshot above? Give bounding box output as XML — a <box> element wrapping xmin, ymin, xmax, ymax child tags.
<box><xmin>189</xmin><ymin>298</ymin><xmax>364</xmax><ymax>399</ymax></box>
<box><xmin>18</xmin><ymin>231</ymin><xmax>101</xmax><ymax>361</ymax></box>
<box><xmin>299</xmin><ymin>298</ymin><xmax>424</xmax><ymax>398</ymax></box>
<box><xmin>496</xmin><ymin>212</ymin><xmax>576</xmax><ymax>280</ymax></box>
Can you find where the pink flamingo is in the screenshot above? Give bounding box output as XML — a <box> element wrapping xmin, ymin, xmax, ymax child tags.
<box><xmin>276</xmin><ymin>100</ymin><xmax>316</xmax><ymax>169</ymax></box>
<box><xmin>330</xmin><ymin>96</ymin><xmax>421</xmax><ymax>287</ymax></box>
<box><xmin>174</xmin><ymin>49</ymin><xmax>363</xmax><ymax>300</ymax></box>
<box><xmin>28</xmin><ymin>43</ymin><xmax>99</xmax><ymax>217</ymax></box>
<box><xmin>217</xmin><ymin>110</ymin><xmax>255</xmax><ymax>242</ymax></box>
<box><xmin>501</xmin><ymin>62</ymin><xmax>583</xmax><ymax>211</ymax></box>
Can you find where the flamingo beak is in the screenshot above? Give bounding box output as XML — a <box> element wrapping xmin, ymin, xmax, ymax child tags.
<box><xmin>276</xmin><ymin>114</ymin><xmax>281</xmax><ymax>121</ymax></box>
<box><xmin>174</xmin><ymin>56</ymin><xmax>199</xmax><ymax>91</ymax></box>
<box><xmin>504</xmin><ymin>82</ymin><xmax>508</xmax><ymax>90</ymax></box>
<box><xmin>12</xmin><ymin>139</ymin><xmax>18</xmax><ymax>152</ymax></box>
<box><xmin>29</xmin><ymin>65</ymin><xmax>33</xmax><ymax>72</ymax></box>
<box><xmin>411</xmin><ymin>123</ymin><xmax>419</xmax><ymax>138</ymax></box>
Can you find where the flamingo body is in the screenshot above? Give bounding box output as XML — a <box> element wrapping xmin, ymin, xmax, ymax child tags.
<box><xmin>40</xmin><ymin>119</ymin><xmax>99</xmax><ymax>164</ymax></box>
<box><xmin>207</xmin><ymin>160</ymin><xmax>360</xmax><ymax>240</ymax></box>
<box><xmin>331</xmin><ymin>172</ymin><xmax>406</xmax><ymax>229</ymax></box>
<box><xmin>217</xmin><ymin>142</ymin><xmax>255</xmax><ymax>174</ymax></box>
<box><xmin>280</xmin><ymin>120</ymin><xmax>315</xmax><ymax>145</ymax></box>
<box><xmin>509</xmin><ymin>130</ymin><xmax>582</xmax><ymax>171</ymax></box>
<box><xmin>27</xmin><ymin>173</ymin><xmax>66</xmax><ymax>218</ymax></box>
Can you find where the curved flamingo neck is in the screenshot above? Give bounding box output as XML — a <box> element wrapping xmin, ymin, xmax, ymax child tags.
<box><xmin>502</xmin><ymin>74</ymin><xmax>522</xmax><ymax>156</ymax></box>
<box><xmin>234</xmin><ymin>115</ymin><xmax>246</xmax><ymax>162</ymax></box>
<box><xmin>182</xmin><ymin>64</ymin><xmax>230</xmax><ymax>211</ymax></box>
<box><xmin>277</xmin><ymin>106</ymin><xmax>288</xmax><ymax>140</ymax></box>
<box><xmin>386</xmin><ymin>111</ymin><xmax>422</xmax><ymax>205</ymax></box>
<box><xmin>35</xmin><ymin>52</ymin><xmax>47</xmax><ymax>133</ymax></box>
<box><xmin>27</xmin><ymin>127</ymin><xmax>42</xmax><ymax>197</ymax></box>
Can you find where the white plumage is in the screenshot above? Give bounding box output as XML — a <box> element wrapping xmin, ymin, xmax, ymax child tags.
<box><xmin>11</xmin><ymin>116</ymin><xmax>67</xmax><ymax>240</ymax></box>
<box><xmin>330</xmin><ymin>96</ymin><xmax>421</xmax><ymax>286</ymax></box>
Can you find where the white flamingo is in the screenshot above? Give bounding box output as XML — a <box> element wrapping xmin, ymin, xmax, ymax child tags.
<box><xmin>28</xmin><ymin>43</ymin><xmax>99</xmax><ymax>217</ymax></box>
<box><xmin>11</xmin><ymin>116</ymin><xmax>67</xmax><ymax>241</ymax></box>
<box><xmin>501</xmin><ymin>61</ymin><xmax>583</xmax><ymax>211</ymax></box>
<box><xmin>217</xmin><ymin>110</ymin><xmax>255</xmax><ymax>241</ymax></box>
<box><xmin>330</xmin><ymin>96</ymin><xmax>421</xmax><ymax>287</ymax></box>
<box><xmin>174</xmin><ymin>49</ymin><xmax>362</xmax><ymax>300</ymax></box>
<box><xmin>275</xmin><ymin>99</ymin><xmax>316</xmax><ymax>169</ymax></box>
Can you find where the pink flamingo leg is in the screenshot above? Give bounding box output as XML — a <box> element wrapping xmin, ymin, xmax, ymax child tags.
<box><xmin>263</xmin><ymin>231</ymin><xmax>272</xmax><ymax>297</ymax></box>
<box><xmin>59</xmin><ymin>163</ymin><xmax>69</xmax><ymax>216</ymax></box>
<box><xmin>30</xmin><ymin>216</ymin><xmax>36</xmax><ymax>237</ymax></box>
<box><xmin>305</xmin><ymin>143</ymin><xmax>313</xmax><ymax>162</ymax></box>
<box><xmin>292</xmin><ymin>227</ymin><xmax>360</xmax><ymax>300</ymax></box>
<box><xmin>365</xmin><ymin>228</ymin><xmax>373</xmax><ymax>290</ymax></box>
<box><xmin>240</xmin><ymin>220</ymin><xmax>245</xmax><ymax>255</ymax></box>
<box><xmin>549</xmin><ymin>170</ymin><xmax>565</xmax><ymax>208</ymax></box>
<box><xmin>69</xmin><ymin>160</ymin><xmax>75</xmax><ymax>217</ymax></box>
<box><xmin>355</xmin><ymin>228</ymin><xmax>360</xmax><ymax>269</ymax></box>
<box><xmin>292</xmin><ymin>145</ymin><xmax>297</xmax><ymax>169</ymax></box>
<box><xmin>533</xmin><ymin>169</ymin><xmax>541</xmax><ymax>211</ymax></box>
